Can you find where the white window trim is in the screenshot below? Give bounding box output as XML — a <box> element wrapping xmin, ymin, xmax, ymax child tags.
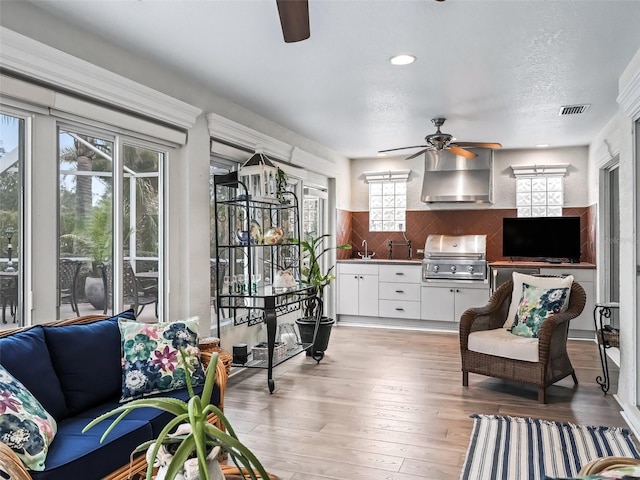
<box><xmin>0</xmin><ymin>27</ymin><xmax>201</xmax><ymax>130</ymax></box>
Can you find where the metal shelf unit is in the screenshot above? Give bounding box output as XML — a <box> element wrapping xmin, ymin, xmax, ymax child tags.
<box><xmin>213</xmin><ymin>172</ymin><xmax>321</xmax><ymax>392</ymax></box>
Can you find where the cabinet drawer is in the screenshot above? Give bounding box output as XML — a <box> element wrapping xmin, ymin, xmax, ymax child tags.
<box><xmin>379</xmin><ymin>282</ymin><xmax>420</xmax><ymax>301</ymax></box>
<box><xmin>378</xmin><ymin>264</ymin><xmax>422</xmax><ymax>283</ymax></box>
<box><xmin>539</xmin><ymin>268</ymin><xmax>594</xmax><ymax>283</ymax></box>
<box><xmin>338</xmin><ymin>262</ymin><xmax>379</xmax><ymax>275</ymax></box>
<box><xmin>379</xmin><ymin>300</ymin><xmax>421</xmax><ymax>319</ymax></box>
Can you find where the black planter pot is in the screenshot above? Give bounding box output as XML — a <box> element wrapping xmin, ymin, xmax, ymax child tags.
<box><xmin>295</xmin><ymin>316</ymin><xmax>335</xmax><ymax>361</ymax></box>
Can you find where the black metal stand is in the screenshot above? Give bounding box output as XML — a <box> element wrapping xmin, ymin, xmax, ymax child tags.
<box><xmin>593</xmin><ymin>302</ymin><xmax>620</xmax><ymax>394</ymax></box>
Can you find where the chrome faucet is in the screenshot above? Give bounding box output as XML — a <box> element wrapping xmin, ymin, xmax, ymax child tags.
<box><xmin>358</xmin><ymin>239</ymin><xmax>375</xmax><ymax>259</ymax></box>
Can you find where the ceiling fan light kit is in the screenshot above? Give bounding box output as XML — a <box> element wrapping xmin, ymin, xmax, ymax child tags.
<box><xmin>378</xmin><ymin>117</ymin><xmax>501</xmax><ymax>160</ymax></box>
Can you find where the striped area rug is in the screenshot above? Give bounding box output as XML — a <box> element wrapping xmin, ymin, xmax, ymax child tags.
<box><xmin>461</xmin><ymin>414</ymin><xmax>640</xmax><ymax>480</ymax></box>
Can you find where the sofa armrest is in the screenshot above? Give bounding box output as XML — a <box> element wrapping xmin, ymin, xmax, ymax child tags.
<box><xmin>0</xmin><ymin>442</ymin><xmax>32</xmax><ymax>480</ymax></box>
<box><xmin>460</xmin><ymin>281</ymin><xmax>513</xmax><ymax>351</ymax></box>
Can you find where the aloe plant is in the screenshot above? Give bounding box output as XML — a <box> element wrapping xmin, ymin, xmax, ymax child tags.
<box><xmin>83</xmin><ymin>352</ymin><xmax>269</xmax><ymax>480</ymax></box>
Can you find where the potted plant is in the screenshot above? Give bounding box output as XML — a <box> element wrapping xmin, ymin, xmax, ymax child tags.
<box><xmin>292</xmin><ymin>234</ymin><xmax>351</xmax><ymax>360</ymax></box>
<box><xmin>83</xmin><ymin>352</ymin><xmax>270</xmax><ymax>480</ymax></box>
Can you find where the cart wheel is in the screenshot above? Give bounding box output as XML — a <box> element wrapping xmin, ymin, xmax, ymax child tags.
<box><xmin>268</xmin><ymin>379</ymin><xmax>275</xmax><ymax>393</ymax></box>
<box><xmin>312</xmin><ymin>351</ymin><xmax>324</xmax><ymax>363</ymax></box>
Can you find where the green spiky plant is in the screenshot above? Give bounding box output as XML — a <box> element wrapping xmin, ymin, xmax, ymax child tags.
<box><xmin>83</xmin><ymin>352</ymin><xmax>269</xmax><ymax>480</ymax></box>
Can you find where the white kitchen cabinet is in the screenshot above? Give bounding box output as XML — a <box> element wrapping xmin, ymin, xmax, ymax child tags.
<box><xmin>421</xmin><ymin>285</ymin><xmax>490</xmax><ymax>322</ymax></box>
<box><xmin>337</xmin><ymin>263</ymin><xmax>379</xmax><ymax>317</ymax></box>
<box><xmin>379</xmin><ymin>281</ymin><xmax>421</xmax><ymax>319</ymax></box>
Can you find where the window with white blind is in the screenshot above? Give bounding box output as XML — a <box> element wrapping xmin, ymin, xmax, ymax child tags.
<box><xmin>512</xmin><ymin>165</ymin><xmax>568</xmax><ymax>217</ymax></box>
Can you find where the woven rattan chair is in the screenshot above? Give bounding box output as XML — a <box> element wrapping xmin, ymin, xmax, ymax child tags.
<box><xmin>460</xmin><ymin>279</ymin><xmax>586</xmax><ymax>403</ymax></box>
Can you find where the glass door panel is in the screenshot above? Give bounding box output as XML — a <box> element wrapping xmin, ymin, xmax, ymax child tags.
<box><xmin>0</xmin><ymin>113</ymin><xmax>24</xmax><ymax>327</ymax></box>
<box><xmin>123</xmin><ymin>143</ymin><xmax>162</xmax><ymax>321</ymax></box>
<box><xmin>58</xmin><ymin>129</ymin><xmax>114</xmax><ymax>319</ymax></box>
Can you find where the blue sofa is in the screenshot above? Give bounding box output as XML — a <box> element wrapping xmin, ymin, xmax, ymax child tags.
<box><xmin>0</xmin><ymin>311</ymin><xmax>226</xmax><ymax>480</ymax></box>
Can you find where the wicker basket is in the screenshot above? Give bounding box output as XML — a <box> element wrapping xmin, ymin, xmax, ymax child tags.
<box><xmin>597</xmin><ymin>328</ymin><xmax>620</xmax><ymax>348</ymax></box>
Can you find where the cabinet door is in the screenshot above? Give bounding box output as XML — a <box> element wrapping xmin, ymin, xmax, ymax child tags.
<box><xmin>338</xmin><ymin>274</ymin><xmax>360</xmax><ymax>315</ymax></box>
<box><xmin>358</xmin><ymin>274</ymin><xmax>379</xmax><ymax>317</ymax></box>
<box><xmin>421</xmin><ymin>286</ymin><xmax>455</xmax><ymax>321</ymax></box>
<box><xmin>454</xmin><ymin>287</ymin><xmax>490</xmax><ymax>321</ymax></box>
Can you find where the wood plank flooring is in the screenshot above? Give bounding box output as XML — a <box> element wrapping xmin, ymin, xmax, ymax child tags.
<box><xmin>223</xmin><ymin>325</ymin><xmax>626</xmax><ymax>480</ymax></box>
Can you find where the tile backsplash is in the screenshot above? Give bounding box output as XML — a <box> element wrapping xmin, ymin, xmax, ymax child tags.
<box><xmin>337</xmin><ymin>206</ymin><xmax>595</xmax><ymax>263</ymax></box>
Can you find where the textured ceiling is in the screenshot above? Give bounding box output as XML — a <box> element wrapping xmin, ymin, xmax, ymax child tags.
<box><xmin>26</xmin><ymin>0</ymin><xmax>640</xmax><ymax>159</ymax></box>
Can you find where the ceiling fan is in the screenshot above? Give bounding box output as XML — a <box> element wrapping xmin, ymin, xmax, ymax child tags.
<box><xmin>276</xmin><ymin>0</ymin><xmax>310</xmax><ymax>43</ymax></box>
<box><xmin>379</xmin><ymin>118</ymin><xmax>502</xmax><ymax>160</ymax></box>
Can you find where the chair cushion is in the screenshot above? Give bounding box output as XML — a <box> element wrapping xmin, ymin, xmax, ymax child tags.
<box><xmin>0</xmin><ymin>364</ymin><xmax>57</xmax><ymax>471</ymax></box>
<box><xmin>468</xmin><ymin>328</ymin><xmax>539</xmax><ymax>362</ymax></box>
<box><xmin>510</xmin><ymin>284</ymin><xmax>570</xmax><ymax>338</ymax></box>
<box><xmin>30</xmin><ymin>417</ymin><xmax>152</xmax><ymax>480</ymax></box>
<box><xmin>504</xmin><ymin>273</ymin><xmax>573</xmax><ymax>328</ymax></box>
<box><xmin>118</xmin><ymin>317</ymin><xmax>205</xmax><ymax>402</ymax></box>
<box><xmin>43</xmin><ymin>309</ymin><xmax>136</xmax><ymax>417</ymax></box>
<box><xmin>0</xmin><ymin>327</ymin><xmax>68</xmax><ymax>420</ymax></box>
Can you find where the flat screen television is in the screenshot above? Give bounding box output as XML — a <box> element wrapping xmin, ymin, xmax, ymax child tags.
<box><xmin>502</xmin><ymin>217</ymin><xmax>581</xmax><ymax>262</ymax></box>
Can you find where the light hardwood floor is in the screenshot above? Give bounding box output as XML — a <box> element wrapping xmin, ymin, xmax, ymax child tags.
<box><xmin>223</xmin><ymin>325</ymin><xmax>626</xmax><ymax>480</ymax></box>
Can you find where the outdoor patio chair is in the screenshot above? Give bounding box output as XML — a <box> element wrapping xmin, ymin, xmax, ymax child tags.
<box><xmin>102</xmin><ymin>261</ymin><xmax>158</xmax><ymax>318</ymax></box>
<box><xmin>59</xmin><ymin>258</ymin><xmax>81</xmax><ymax>316</ymax></box>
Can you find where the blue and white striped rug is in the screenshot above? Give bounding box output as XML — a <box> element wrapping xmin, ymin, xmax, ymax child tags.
<box><xmin>461</xmin><ymin>414</ymin><xmax>640</xmax><ymax>480</ymax></box>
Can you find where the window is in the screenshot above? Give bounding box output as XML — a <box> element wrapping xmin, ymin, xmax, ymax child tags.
<box><xmin>365</xmin><ymin>170</ymin><xmax>409</xmax><ymax>232</ymax></box>
<box><xmin>512</xmin><ymin>165</ymin><xmax>568</xmax><ymax>217</ymax></box>
<box><xmin>58</xmin><ymin>126</ymin><xmax>165</xmax><ymax>321</ymax></box>
<box><xmin>0</xmin><ymin>112</ymin><xmax>25</xmax><ymax>326</ymax></box>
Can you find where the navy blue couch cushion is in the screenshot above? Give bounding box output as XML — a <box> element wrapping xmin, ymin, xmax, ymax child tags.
<box><xmin>30</xmin><ymin>417</ymin><xmax>152</xmax><ymax>480</ymax></box>
<box><xmin>74</xmin><ymin>384</ymin><xmax>221</xmax><ymax>437</ymax></box>
<box><xmin>0</xmin><ymin>326</ymin><xmax>68</xmax><ymax>420</ymax></box>
<box><xmin>43</xmin><ymin>309</ymin><xmax>136</xmax><ymax>417</ymax></box>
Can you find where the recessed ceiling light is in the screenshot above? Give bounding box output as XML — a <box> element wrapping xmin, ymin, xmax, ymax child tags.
<box><xmin>377</xmin><ymin>152</ymin><xmax>387</xmax><ymax>157</ymax></box>
<box><xmin>536</xmin><ymin>144</ymin><xmax>550</xmax><ymax>148</ymax></box>
<box><xmin>390</xmin><ymin>54</ymin><xmax>416</xmax><ymax>66</ymax></box>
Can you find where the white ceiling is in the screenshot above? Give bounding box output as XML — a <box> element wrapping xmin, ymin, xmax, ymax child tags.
<box><xmin>27</xmin><ymin>0</ymin><xmax>640</xmax><ymax>159</ymax></box>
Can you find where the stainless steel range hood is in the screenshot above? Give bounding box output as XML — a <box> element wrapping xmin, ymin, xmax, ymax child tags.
<box><xmin>421</xmin><ymin>149</ymin><xmax>493</xmax><ymax>203</ymax></box>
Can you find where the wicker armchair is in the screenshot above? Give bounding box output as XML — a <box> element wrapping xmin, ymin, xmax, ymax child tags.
<box><xmin>460</xmin><ymin>279</ymin><xmax>586</xmax><ymax>403</ymax></box>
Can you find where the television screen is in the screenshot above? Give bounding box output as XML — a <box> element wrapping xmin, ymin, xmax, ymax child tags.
<box><xmin>502</xmin><ymin>217</ymin><xmax>581</xmax><ymax>262</ymax></box>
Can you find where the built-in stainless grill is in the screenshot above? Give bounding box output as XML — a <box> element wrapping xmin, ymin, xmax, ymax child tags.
<box><xmin>422</xmin><ymin>234</ymin><xmax>487</xmax><ymax>282</ymax></box>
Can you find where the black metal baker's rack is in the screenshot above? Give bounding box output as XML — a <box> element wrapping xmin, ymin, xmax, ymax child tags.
<box><xmin>212</xmin><ymin>172</ymin><xmax>322</xmax><ymax>393</ymax></box>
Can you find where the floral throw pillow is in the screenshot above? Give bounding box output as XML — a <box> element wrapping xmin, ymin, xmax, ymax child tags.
<box><xmin>510</xmin><ymin>283</ymin><xmax>570</xmax><ymax>338</ymax></box>
<box><xmin>0</xmin><ymin>364</ymin><xmax>57</xmax><ymax>471</ymax></box>
<box><xmin>118</xmin><ymin>317</ymin><xmax>205</xmax><ymax>402</ymax></box>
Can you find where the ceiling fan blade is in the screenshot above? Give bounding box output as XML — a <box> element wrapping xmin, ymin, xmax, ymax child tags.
<box><xmin>405</xmin><ymin>149</ymin><xmax>429</xmax><ymax>160</ymax></box>
<box><xmin>276</xmin><ymin>0</ymin><xmax>310</xmax><ymax>43</ymax></box>
<box><xmin>454</xmin><ymin>142</ymin><xmax>502</xmax><ymax>149</ymax></box>
<box><xmin>378</xmin><ymin>145</ymin><xmax>428</xmax><ymax>154</ymax></box>
<box><xmin>447</xmin><ymin>146</ymin><xmax>478</xmax><ymax>159</ymax></box>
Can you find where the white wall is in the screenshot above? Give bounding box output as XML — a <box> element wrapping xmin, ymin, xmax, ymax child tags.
<box><xmin>350</xmin><ymin>146</ymin><xmax>590</xmax><ymax>211</ymax></box>
<box><xmin>594</xmin><ymin>44</ymin><xmax>640</xmax><ymax>434</ymax></box>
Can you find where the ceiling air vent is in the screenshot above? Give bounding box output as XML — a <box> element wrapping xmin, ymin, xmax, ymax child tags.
<box><xmin>558</xmin><ymin>104</ymin><xmax>591</xmax><ymax>116</ymax></box>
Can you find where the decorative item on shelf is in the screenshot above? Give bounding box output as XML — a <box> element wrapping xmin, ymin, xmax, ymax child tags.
<box><xmin>273</xmin><ymin>269</ymin><xmax>296</xmax><ymax>289</ymax></box>
<box><xmin>239</xmin><ymin>150</ymin><xmax>279</xmax><ymax>203</ymax></box>
<box><xmin>250</xmin><ymin>219</ymin><xmax>263</xmax><ymax>245</ymax></box>
<box><xmin>278</xmin><ymin>323</ymin><xmax>299</xmax><ymax>351</ymax></box>
<box><xmin>264</xmin><ymin>226</ymin><xmax>284</xmax><ymax>245</ymax></box>
<box><xmin>236</xmin><ymin>229</ymin><xmax>251</xmax><ymax>246</ymax></box>
<box><xmin>275</xmin><ymin>167</ymin><xmax>289</xmax><ymax>204</ymax></box>
<box><xmin>252</xmin><ymin>342</ymin><xmax>287</xmax><ymax>362</ymax></box>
